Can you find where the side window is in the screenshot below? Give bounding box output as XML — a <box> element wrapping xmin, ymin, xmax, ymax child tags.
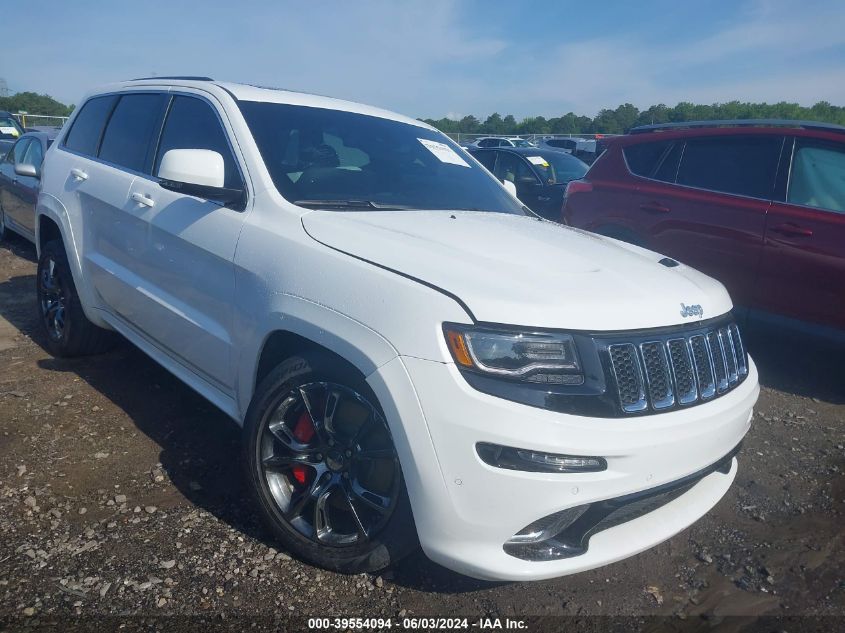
<box><xmin>653</xmin><ymin>142</ymin><xmax>683</xmax><ymax>183</ymax></box>
<box><xmin>21</xmin><ymin>139</ymin><xmax>43</xmax><ymax>168</ymax></box>
<box><xmin>472</xmin><ymin>150</ymin><xmax>497</xmax><ymax>172</ymax></box>
<box><xmin>495</xmin><ymin>152</ymin><xmax>536</xmax><ymax>184</ymax></box>
<box><xmin>478</xmin><ymin>138</ymin><xmax>494</xmax><ymax>148</ymax></box>
<box><xmin>787</xmin><ymin>138</ymin><xmax>845</xmax><ymax>214</ymax></box>
<box><xmin>64</xmin><ymin>95</ymin><xmax>118</xmax><ymax>157</ymax></box>
<box><xmin>98</xmin><ymin>93</ymin><xmax>166</xmax><ymax>173</ymax></box>
<box><xmin>624</xmin><ymin>140</ymin><xmax>672</xmax><ymax>177</ymax></box>
<box><xmin>155</xmin><ymin>96</ymin><xmax>242</xmax><ymax>189</ymax></box>
<box><xmin>12</xmin><ymin>139</ymin><xmax>31</xmax><ymax>165</ymax></box>
<box><xmin>676</xmin><ymin>135</ymin><xmax>782</xmax><ymax>199</ymax></box>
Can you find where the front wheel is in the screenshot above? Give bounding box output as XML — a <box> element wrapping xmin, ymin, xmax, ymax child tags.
<box><xmin>243</xmin><ymin>351</ymin><xmax>417</xmax><ymax>573</ymax></box>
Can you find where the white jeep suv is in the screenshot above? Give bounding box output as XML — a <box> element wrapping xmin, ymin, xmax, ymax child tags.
<box><xmin>35</xmin><ymin>77</ymin><xmax>758</xmax><ymax>581</ymax></box>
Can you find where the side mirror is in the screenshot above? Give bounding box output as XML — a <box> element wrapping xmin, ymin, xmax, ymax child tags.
<box><xmin>157</xmin><ymin>149</ymin><xmax>243</xmax><ymax>204</ymax></box>
<box><xmin>502</xmin><ymin>179</ymin><xmax>518</xmax><ymax>199</ymax></box>
<box><xmin>15</xmin><ymin>163</ymin><xmax>38</xmax><ymax>179</ymax></box>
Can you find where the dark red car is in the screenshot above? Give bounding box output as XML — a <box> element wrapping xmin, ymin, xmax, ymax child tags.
<box><xmin>562</xmin><ymin>120</ymin><xmax>845</xmax><ymax>338</ymax></box>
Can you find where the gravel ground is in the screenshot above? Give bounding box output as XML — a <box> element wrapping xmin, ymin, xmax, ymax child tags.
<box><xmin>0</xmin><ymin>234</ymin><xmax>843</xmax><ymax>632</ymax></box>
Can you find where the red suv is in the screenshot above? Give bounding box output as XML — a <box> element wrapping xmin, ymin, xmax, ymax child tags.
<box><xmin>563</xmin><ymin>120</ymin><xmax>845</xmax><ymax>337</ymax></box>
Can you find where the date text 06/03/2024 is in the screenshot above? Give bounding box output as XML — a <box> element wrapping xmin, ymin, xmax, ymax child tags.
<box><xmin>307</xmin><ymin>617</ymin><xmax>528</xmax><ymax>630</ymax></box>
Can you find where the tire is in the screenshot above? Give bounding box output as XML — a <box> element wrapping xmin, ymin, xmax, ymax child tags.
<box><xmin>37</xmin><ymin>240</ymin><xmax>114</xmax><ymax>357</ymax></box>
<box><xmin>244</xmin><ymin>350</ymin><xmax>418</xmax><ymax>573</ymax></box>
<box><xmin>0</xmin><ymin>201</ymin><xmax>7</xmax><ymax>241</ymax></box>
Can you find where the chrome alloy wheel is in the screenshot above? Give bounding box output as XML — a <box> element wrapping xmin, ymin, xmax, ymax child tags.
<box><xmin>260</xmin><ymin>382</ymin><xmax>401</xmax><ymax>546</ymax></box>
<box><xmin>39</xmin><ymin>255</ymin><xmax>67</xmax><ymax>341</ymax></box>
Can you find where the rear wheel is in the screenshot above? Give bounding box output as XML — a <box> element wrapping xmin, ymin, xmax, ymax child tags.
<box><xmin>244</xmin><ymin>351</ymin><xmax>417</xmax><ymax>573</ymax></box>
<box><xmin>37</xmin><ymin>240</ymin><xmax>114</xmax><ymax>357</ymax></box>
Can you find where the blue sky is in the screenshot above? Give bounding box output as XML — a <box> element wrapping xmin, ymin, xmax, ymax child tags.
<box><xmin>3</xmin><ymin>0</ymin><xmax>844</xmax><ymax>119</ymax></box>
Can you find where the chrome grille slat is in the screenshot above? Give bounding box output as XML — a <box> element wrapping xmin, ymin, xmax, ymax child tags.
<box><xmin>689</xmin><ymin>334</ymin><xmax>716</xmax><ymax>400</ymax></box>
<box><xmin>640</xmin><ymin>341</ymin><xmax>674</xmax><ymax>409</ymax></box>
<box><xmin>667</xmin><ymin>338</ymin><xmax>697</xmax><ymax>405</ymax></box>
<box><xmin>607</xmin><ymin>322</ymin><xmax>747</xmax><ymax>413</ymax></box>
<box><xmin>722</xmin><ymin>326</ymin><xmax>739</xmax><ymax>384</ymax></box>
<box><xmin>707</xmin><ymin>331</ymin><xmax>729</xmax><ymax>393</ymax></box>
<box><xmin>608</xmin><ymin>343</ymin><xmax>647</xmax><ymax>413</ymax></box>
<box><xmin>729</xmin><ymin>324</ymin><xmax>748</xmax><ymax>376</ymax></box>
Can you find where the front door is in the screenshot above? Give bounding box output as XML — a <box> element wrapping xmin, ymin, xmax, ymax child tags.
<box><xmin>126</xmin><ymin>93</ymin><xmax>248</xmax><ymax>392</ymax></box>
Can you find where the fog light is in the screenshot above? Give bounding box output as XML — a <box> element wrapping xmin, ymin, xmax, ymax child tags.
<box><xmin>476</xmin><ymin>442</ymin><xmax>607</xmax><ymax>473</ymax></box>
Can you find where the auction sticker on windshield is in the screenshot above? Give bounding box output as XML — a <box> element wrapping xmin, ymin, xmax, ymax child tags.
<box><xmin>526</xmin><ymin>155</ymin><xmax>550</xmax><ymax>167</ymax></box>
<box><xmin>418</xmin><ymin>138</ymin><xmax>470</xmax><ymax>167</ymax></box>
<box><xmin>0</xmin><ymin>127</ymin><xmax>19</xmax><ymax>137</ymax></box>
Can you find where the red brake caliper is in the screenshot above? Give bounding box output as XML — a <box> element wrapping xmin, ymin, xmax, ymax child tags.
<box><xmin>290</xmin><ymin>409</ymin><xmax>316</xmax><ymax>485</ymax></box>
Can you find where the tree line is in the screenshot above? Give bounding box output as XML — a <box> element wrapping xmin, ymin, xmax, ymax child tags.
<box><xmin>421</xmin><ymin>101</ymin><xmax>845</xmax><ymax>136</ymax></box>
<box><xmin>0</xmin><ymin>92</ymin><xmax>74</xmax><ymax>117</ymax></box>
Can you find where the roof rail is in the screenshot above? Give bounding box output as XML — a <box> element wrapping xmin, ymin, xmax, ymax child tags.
<box><xmin>629</xmin><ymin>119</ymin><xmax>845</xmax><ymax>135</ymax></box>
<box><xmin>130</xmin><ymin>76</ymin><xmax>214</xmax><ymax>81</ymax></box>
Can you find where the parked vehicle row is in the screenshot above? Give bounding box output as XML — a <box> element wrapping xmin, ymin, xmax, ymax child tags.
<box><xmin>0</xmin><ymin>110</ymin><xmax>26</xmax><ymax>155</ymax></box>
<box><xmin>466</xmin><ymin>146</ymin><xmax>588</xmax><ymax>219</ymax></box>
<box><xmin>22</xmin><ymin>77</ymin><xmax>757</xmax><ymax>581</ymax></box>
<box><xmin>563</xmin><ymin>120</ymin><xmax>845</xmax><ymax>339</ymax></box>
<box><xmin>466</xmin><ymin>136</ymin><xmax>536</xmax><ymax>148</ymax></box>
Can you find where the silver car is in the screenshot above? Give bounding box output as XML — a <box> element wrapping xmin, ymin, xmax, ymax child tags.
<box><xmin>0</xmin><ymin>130</ymin><xmax>57</xmax><ymax>243</ymax></box>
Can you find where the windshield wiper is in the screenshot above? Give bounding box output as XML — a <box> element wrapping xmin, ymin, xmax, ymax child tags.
<box><xmin>293</xmin><ymin>199</ymin><xmax>417</xmax><ymax>210</ymax></box>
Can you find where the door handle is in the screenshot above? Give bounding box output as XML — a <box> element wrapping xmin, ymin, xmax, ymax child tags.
<box><xmin>70</xmin><ymin>168</ymin><xmax>88</xmax><ymax>181</ymax></box>
<box><xmin>639</xmin><ymin>201</ymin><xmax>671</xmax><ymax>213</ymax></box>
<box><xmin>771</xmin><ymin>222</ymin><xmax>813</xmax><ymax>237</ymax></box>
<box><xmin>131</xmin><ymin>192</ymin><xmax>155</xmax><ymax>208</ymax></box>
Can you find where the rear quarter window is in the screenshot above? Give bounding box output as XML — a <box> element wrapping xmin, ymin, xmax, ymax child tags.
<box><xmin>788</xmin><ymin>138</ymin><xmax>845</xmax><ymax>214</ymax></box>
<box><xmin>676</xmin><ymin>135</ymin><xmax>782</xmax><ymax>199</ymax></box>
<box><xmin>623</xmin><ymin>140</ymin><xmax>672</xmax><ymax>177</ymax></box>
<box><xmin>64</xmin><ymin>95</ymin><xmax>118</xmax><ymax>157</ymax></box>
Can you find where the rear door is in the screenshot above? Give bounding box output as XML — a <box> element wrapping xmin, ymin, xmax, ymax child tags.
<box><xmin>74</xmin><ymin>92</ymin><xmax>168</xmax><ymax>323</ymax></box>
<box><xmin>756</xmin><ymin>135</ymin><xmax>845</xmax><ymax>331</ymax></box>
<box><xmin>639</xmin><ymin>134</ymin><xmax>782</xmax><ymax>309</ymax></box>
<box><xmin>125</xmin><ymin>93</ymin><xmax>248</xmax><ymax>391</ymax></box>
<box><xmin>493</xmin><ymin>151</ymin><xmax>546</xmax><ymax>215</ymax></box>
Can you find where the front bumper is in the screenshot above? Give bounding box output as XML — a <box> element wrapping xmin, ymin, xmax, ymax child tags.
<box><xmin>367</xmin><ymin>354</ymin><xmax>758</xmax><ymax>582</ymax></box>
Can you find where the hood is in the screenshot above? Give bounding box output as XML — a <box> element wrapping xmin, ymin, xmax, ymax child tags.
<box><xmin>301</xmin><ymin>210</ymin><xmax>733</xmax><ymax>331</ymax></box>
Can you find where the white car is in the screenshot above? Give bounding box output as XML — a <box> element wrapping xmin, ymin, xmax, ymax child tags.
<box><xmin>35</xmin><ymin>78</ymin><xmax>758</xmax><ymax>581</ymax></box>
<box><xmin>472</xmin><ymin>136</ymin><xmax>535</xmax><ymax>148</ymax></box>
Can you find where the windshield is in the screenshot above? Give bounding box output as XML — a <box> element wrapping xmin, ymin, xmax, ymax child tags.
<box><xmin>239</xmin><ymin>101</ymin><xmax>525</xmax><ymax>214</ymax></box>
<box><xmin>510</xmin><ymin>139</ymin><xmax>535</xmax><ymax>148</ymax></box>
<box><xmin>0</xmin><ymin>116</ymin><xmax>24</xmax><ymax>141</ymax></box>
<box><xmin>527</xmin><ymin>151</ymin><xmax>589</xmax><ymax>184</ymax></box>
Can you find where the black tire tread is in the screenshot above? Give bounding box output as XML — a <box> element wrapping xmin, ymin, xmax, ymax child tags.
<box><xmin>38</xmin><ymin>240</ymin><xmax>115</xmax><ymax>357</ymax></box>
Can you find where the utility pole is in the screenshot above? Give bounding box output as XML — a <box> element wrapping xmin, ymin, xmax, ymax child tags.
<box><xmin>0</xmin><ymin>78</ymin><xmax>9</xmax><ymax>98</ymax></box>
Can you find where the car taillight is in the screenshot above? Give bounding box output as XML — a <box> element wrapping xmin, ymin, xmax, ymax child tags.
<box><xmin>561</xmin><ymin>180</ymin><xmax>593</xmax><ymax>225</ymax></box>
<box><xmin>564</xmin><ymin>179</ymin><xmax>593</xmax><ymax>198</ymax></box>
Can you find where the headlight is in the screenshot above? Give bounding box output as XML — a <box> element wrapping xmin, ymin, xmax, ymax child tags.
<box><xmin>444</xmin><ymin>324</ymin><xmax>583</xmax><ymax>385</ymax></box>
